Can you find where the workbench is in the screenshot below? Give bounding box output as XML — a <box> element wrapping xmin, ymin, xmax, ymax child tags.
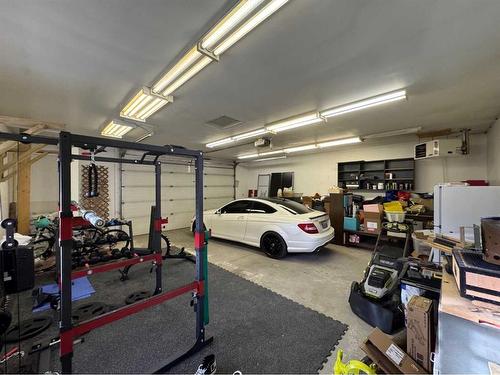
<box><xmin>435</xmin><ymin>271</ymin><xmax>500</xmax><ymax>374</ymax></box>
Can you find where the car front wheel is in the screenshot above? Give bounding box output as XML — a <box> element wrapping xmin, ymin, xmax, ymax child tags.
<box><xmin>261</xmin><ymin>232</ymin><xmax>288</xmax><ymax>259</ymax></box>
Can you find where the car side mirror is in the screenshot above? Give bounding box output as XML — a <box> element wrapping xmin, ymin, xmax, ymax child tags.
<box><xmin>216</xmin><ymin>210</ymin><xmax>222</xmax><ymax>215</ymax></box>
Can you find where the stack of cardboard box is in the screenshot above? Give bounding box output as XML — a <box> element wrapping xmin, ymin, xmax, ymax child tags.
<box><xmin>360</xmin><ymin>295</ymin><xmax>435</xmax><ymax>374</ymax></box>
<box><xmin>363</xmin><ymin>204</ymin><xmax>384</xmax><ymax>233</ymax></box>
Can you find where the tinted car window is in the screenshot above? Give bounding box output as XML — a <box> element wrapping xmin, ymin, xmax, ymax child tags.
<box><xmin>220</xmin><ymin>200</ymin><xmax>252</xmax><ymax>214</ymax></box>
<box><xmin>263</xmin><ymin>198</ymin><xmax>312</xmax><ymax>214</ymax></box>
<box><xmin>248</xmin><ymin>201</ymin><xmax>277</xmax><ymax>214</ymax></box>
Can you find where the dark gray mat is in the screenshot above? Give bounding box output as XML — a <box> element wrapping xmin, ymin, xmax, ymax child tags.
<box><xmin>14</xmin><ymin>258</ymin><xmax>347</xmax><ymax>373</ymax></box>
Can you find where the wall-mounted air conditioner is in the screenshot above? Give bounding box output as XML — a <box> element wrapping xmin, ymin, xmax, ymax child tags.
<box><xmin>414</xmin><ymin>139</ymin><xmax>463</xmax><ymax>160</ymax></box>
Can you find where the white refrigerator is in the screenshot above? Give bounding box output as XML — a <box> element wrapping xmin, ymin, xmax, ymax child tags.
<box><xmin>434</xmin><ymin>184</ymin><xmax>500</xmax><ymax>240</ymax></box>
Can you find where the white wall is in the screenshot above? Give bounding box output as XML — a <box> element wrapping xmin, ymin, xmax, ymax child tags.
<box><xmin>487</xmin><ymin>119</ymin><xmax>500</xmax><ymax>185</ymax></box>
<box><xmin>29</xmin><ymin>148</ymin><xmax>121</xmax><ymax>219</ymax></box>
<box><xmin>236</xmin><ymin>133</ymin><xmax>488</xmax><ymax>197</ymax></box>
<box><xmin>31</xmin><ymin>154</ymin><xmax>59</xmax><ymax>215</ymax></box>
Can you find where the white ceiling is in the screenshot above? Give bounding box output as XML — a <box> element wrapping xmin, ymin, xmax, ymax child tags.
<box><xmin>1</xmin><ymin>0</ymin><xmax>500</xmax><ymax>159</ymax></box>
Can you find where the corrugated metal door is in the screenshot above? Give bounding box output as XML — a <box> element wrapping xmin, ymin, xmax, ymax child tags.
<box><xmin>121</xmin><ymin>157</ymin><xmax>234</xmax><ymax>234</ymax></box>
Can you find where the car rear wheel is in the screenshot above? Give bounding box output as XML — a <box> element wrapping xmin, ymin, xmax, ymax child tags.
<box><xmin>261</xmin><ymin>232</ymin><xmax>287</xmax><ymax>259</ymax></box>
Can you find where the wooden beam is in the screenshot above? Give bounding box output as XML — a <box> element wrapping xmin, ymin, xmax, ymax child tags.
<box><xmin>0</xmin><ymin>144</ymin><xmax>46</xmax><ymax>174</ymax></box>
<box><xmin>17</xmin><ymin>144</ymin><xmax>31</xmax><ymax>234</ymax></box>
<box><xmin>28</xmin><ymin>152</ymin><xmax>49</xmax><ymax>166</ymax></box>
<box><xmin>0</xmin><ymin>150</ymin><xmax>50</xmax><ymax>183</ymax></box>
<box><xmin>0</xmin><ymin>170</ymin><xmax>16</xmax><ymax>183</ymax></box>
<box><xmin>0</xmin><ymin>115</ymin><xmax>65</xmax><ymax>130</ymax></box>
<box><xmin>0</xmin><ymin>123</ymin><xmax>48</xmax><ymax>157</ymax></box>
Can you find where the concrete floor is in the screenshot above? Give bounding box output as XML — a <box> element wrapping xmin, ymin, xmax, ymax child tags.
<box><xmin>164</xmin><ymin>228</ymin><xmax>374</xmax><ymax>373</ymax></box>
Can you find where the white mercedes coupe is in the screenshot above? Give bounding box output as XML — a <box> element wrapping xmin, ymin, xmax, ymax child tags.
<box><xmin>192</xmin><ymin>198</ymin><xmax>334</xmax><ymax>258</ymax></box>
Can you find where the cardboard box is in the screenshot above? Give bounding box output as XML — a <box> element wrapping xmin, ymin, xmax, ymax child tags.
<box><xmin>407</xmin><ymin>296</ymin><xmax>434</xmax><ymax>372</ymax></box>
<box><xmin>364</xmin><ymin>211</ymin><xmax>382</xmax><ymax>233</ymax></box>
<box><xmin>361</xmin><ymin>328</ymin><xmax>427</xmax><ymax>374</ymax></box>
<box><xmin>302</xmin><ymin>196</ymin><xmax>313</xmax><ymax>208</ymax></box>
<box><xmin>363</xmin><ymin>203</ymin><xmax>384</xmax><ymax>213</ymax></box>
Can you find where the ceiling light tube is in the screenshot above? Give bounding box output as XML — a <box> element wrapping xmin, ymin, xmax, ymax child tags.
<box><xmin>101</xmin><ymin>120</ymin><xmax>134</xmax><ymax>138</ymax></box>
<box><xmin>266</xmin><ymin>112</ymin><xmax>323</xmax><ymax>133</ymax></box>
<box><xmin>202</xmin><ymin>0</ymin><xmax>266</xmax><ymax>50</ymax></box>
<box><xmin>317</xmin><ymin>137</ymin><xmax>362</xmax><ymax>148</ymax></box>
<box><xmin>238</xmin><ymin>153</ymin><xmax>259</xmax><ymax>159</ymax></box>
<box><xmin>120</xmin><ymin>87</ymin><xmax>173</xmax><ymax>122</ymax></box>
<box><xmin>233</xmin><ymin>128</ymin><xmax>268</xmax><ymax>141</ymax></box>
<box><xmin>363</xmin><ymin>126</ymin><xmax>422</xmax><ymax>139</ymax></box>
<box><xmin>206</xmin><ymin>137</ymin><xmax>235</xmax><ymax>148</ymax></box>
<box><xmin>253</xmin><ymin>155</ymin><xmax>287</xmax><ymax>162</ymax></box>
<box><xmin>320</xmin><ymin>90</ymin><xmax>407</xmax><ymax>118</ymax></box>
<box><xmin>259</xmin><ymin>150</ymin><xmax>285</xmax><ymax>157</ymax></box>
<box><xmin>152</xmin><ymin>46</ymin><xmax>203</xmax><ymax>93</ymax></box>
<box><xmin>214</xmin><ymin>0</ymin><xmax>289</xmax><ymax>55</ymax></box>
<box><xmin>136</xmin><ymin>132</ymin><xmax>153</xmax><ymax>143</ymax></box>
<box><xmin>284</xmin><ymin>144</ymin><xmax>317</xmax><ymax>153</ymax></box>
<box><xmin>161</xmin><ymin>56</ymin><xmax>213</xmax><ymax>96</ymax></box>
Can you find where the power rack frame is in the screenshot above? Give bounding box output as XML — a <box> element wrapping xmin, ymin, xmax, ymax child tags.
<box><xmin>0</xmin><ymin>130</ymin><xmax>212</xmax><ymax>373</ymax></box>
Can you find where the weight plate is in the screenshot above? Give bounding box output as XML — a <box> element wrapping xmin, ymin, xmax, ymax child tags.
<box><xmin>125</xmin><ymin>290</ymin><xmax>152</xmax><ymax>305</ymax></box>
<box><xmin>5</xmin><ymin>316</ymin><xmax>52</xmax><ymax>343</ymax></box>
<box><xmin>72</xmin><ymin>302</ymin><xmax>110</xmax><ymax>323</ymax></box>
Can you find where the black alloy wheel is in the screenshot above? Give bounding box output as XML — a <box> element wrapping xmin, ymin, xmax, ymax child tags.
<box><xmin>261</xmin><ymin>232</ymin><xmax>287</xmax><ymax>259</ymax></box>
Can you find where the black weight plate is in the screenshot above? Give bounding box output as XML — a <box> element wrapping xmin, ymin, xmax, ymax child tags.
<box><xmin>125</xmin><ymin>290</ymin><xmax>152</xmax><ymax>305</ymax></box>
<box><xmin>72</xmin><ymin>302</ymin><xmax>110</xmax><ymax>323</ymax></box>
<box><xmin>5</xmin><ymin>316</ymin><xmax>52</xmax><ymax>343</ymax></box>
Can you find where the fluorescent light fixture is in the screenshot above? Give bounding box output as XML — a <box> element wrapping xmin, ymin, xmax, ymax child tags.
<box><xmin>238</xmin><ymin>153</ymin><xmax>259</xmax><ymax>159</ymax></box>
<box><xmin>160</xmin><ymin>56</ymin><xmax>213</xmax><ymax>96</ymax></box>
<box><xmin>232</xmin><ymin>128</ymin><xmax>268</xmax><ymax>141</ymax></box>
<box><xmin>320</xmin><ymin>90</ymin><xmax>407</xmax><ymax>118</ymax></box>
<box><xmin>253</xmin><ymin>155</ymin><xmax>287</xmax><ymax>162</ymax></box>
<box><xmin>363</xmin><ymin>126</ymin><xmax>422</xmax><ymax>139</ymax></box>
<box><xmin>284</xmin><ymin>144</ymin><xmax>317</xmax><ymax>153</ymax></box>
<box><xmin>152</xmin><ymin>47</ymin><xmax>202</xmax><ymax>93</ymax></box>
<box><xmin>120</xmin><ymin>87</ymin><xmax>173</xmax><ymax>122</ymax></box>
<box><xmin>266</xmin><ymin>112</ymin><xmax>323</xmax><ymax>133</ymax></box>
<box><xmin>202</xmin><ymin>0</ymin><xmax>266</xmax><ymax>50</ymax></box>
<box><xmin>237</xmin><ymin>149</ymin><xmax>284</xmax><ymax>159</ymax></box>
<box><xmin>236</xmin><ymin>136</ymin><xmax>362</xmax><ymax>159</ymax></box>
<box><xmin>259</xmin><ymin>150</ymin><xmax>285</xmax><ymax>157</ymax></box>
<box><xmin>206</xmin><ymin>137</ymin><xmax>234</xmax><ymax>148</ymax></box>
<box><xmin>135</xmin><ymin>133</ymin><xmax>153</xmax><ymax>143</ymax></box>
<box><xmin>213</xmin><ymin>0</ymin><xmax>289</xmax><ymax>55</ymax></box>
<box><xmin>101</xmin><ymin>121</ymin><xmax>134</xmax><ymax>138</ymax></box>
<box><xmin>317</xmin><ymin>136</ymin><xmax>362</xmax><ymax>148</ymax></box>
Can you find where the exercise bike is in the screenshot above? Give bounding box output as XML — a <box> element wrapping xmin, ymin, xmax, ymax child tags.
<box><xmin>349</xmin><ymin>221</ymin><xmax>412</xmax><ymax>334</ymax></box>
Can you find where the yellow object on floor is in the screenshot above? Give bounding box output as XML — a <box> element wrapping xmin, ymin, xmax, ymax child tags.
<box><xmin>334</xmin><ymin>350</ymin><xmax>376</xmax><ymax>375</ymax></box>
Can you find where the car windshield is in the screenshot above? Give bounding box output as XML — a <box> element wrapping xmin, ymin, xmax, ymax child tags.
<box><xmin>261</xmin><ymin>198</ymin><xmax>313</xmax><ymax>215</ymax></box>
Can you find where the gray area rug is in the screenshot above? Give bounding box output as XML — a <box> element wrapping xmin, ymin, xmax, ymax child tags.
<box><xmin>14</xmin><ymin>258</ymin><xmax>347</xmax><ymax>374</ymax></box>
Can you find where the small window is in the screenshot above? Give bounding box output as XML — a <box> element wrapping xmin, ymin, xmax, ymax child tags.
<box><xmin>220</xmin><ymin>200</ymin><xmax>252</xmax><ymax>214</ymax></box>
<box><xmin>248</xmin><ymin>201</ymin><xmax>277</xmax><ymax>214</ymax></box>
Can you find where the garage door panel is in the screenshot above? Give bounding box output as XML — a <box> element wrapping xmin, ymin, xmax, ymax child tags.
<box><xmin>204</xmin><ymin>186</ymin><xmax>232</xmax><ymax>197</ymax></box>
<box><xmin>204</xmin><ymin>175</ymin><xmax>233</xmax><ymax>185</ymax></box>
<box><xmin>121</xmin><ymin>161</ymin><xmax>234</xmax><ymax>233</ymax></box>
<box><xmin>122</xmin><ymin>187</ymin><xmax>157</xmax><ymax>202</ymax></box>
<box><xmin>122</xmin><ymin>172</ymin><xmax>156</xmax><ymax>186</ymax></box>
